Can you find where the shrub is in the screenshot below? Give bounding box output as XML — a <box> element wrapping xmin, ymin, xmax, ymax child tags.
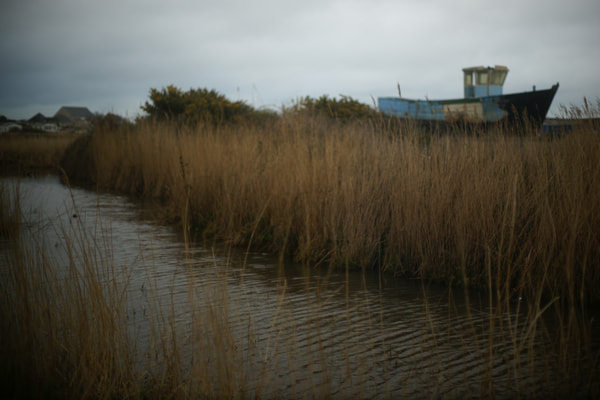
<box><xmin>290</xmin><ymin>94</ymin><xmax>381</xmax><ymax>121</ymax></box>
<box><xmin>141</xmin><ymin>85</ymin><xmax>256</xmax><ymax>125</ymax></box>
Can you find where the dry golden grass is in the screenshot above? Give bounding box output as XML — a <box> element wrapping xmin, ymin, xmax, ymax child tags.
<box><xmin>58</xmin><ymin>112</ymin><xmax>600</xmax><ymax>305</ymax></box>
<box><xmin>52</xmin><ymin>116</ymin><xmax>600</xmax><ymax>395</ymax></box>
<box><xmin>1</xmin><ymin>178</ymin><xmax>598</xmax><ymax>399</ymax></box>
<box><xmin>2</xmin><ymin>106</ymin><xmax>599</xmax><ymax>396</ymax></box>
<box><xmin>0</xmin><ymin>187</ymin><xmax>139</xmax><ymax>399</ymax></box>
<box><xmin>0</xmin><ymin>182</ymin><xmax>267</xmax><ymax>399</ymax></box>
<box><xmin>0</xmin><ymin>131</ymin><xmax>80</xmax><ymax>172</ymax></box>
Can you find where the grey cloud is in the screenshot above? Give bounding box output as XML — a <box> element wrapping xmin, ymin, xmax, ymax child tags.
<box><xmin>1</xmin><ymin>0</ymin><xmax>599</xmax><ymax>120</ymax></box>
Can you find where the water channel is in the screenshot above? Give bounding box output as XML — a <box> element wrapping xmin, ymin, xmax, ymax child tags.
<box><xmin>2</xmin><ymin>175</ymin><xmax>597</xmax><ymax>399</ymax></box>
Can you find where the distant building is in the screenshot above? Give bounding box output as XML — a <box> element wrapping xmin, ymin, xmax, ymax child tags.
<box><xmin>0</xmin><ymin>122</ymin><xmax>23</xmax><ymax>133</ymax></box>
<box><xmin>28</xmin><ymin>112</ymin><xmax>59</xmax><ymax>132</ymax></box>
<box><xmin>54</xmin><ymin>106</ymin><xmax>93</xmax><ymax>130</ymax></box>
<box><xmin>29</xmin><ymin>112</ymin><xmax>48</xmax><ymax>124</ymax></box>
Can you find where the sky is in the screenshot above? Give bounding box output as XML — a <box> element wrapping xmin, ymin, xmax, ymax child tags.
<box><xmin>1</xmin><ymin>0</ymin><xmax>599</xmax><ymax>120</ymax></box>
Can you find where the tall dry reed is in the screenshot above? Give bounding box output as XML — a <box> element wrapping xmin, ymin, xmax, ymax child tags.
<box><xmin>62</xmin><ymin>111</ymin><xmax>600</xmax><ymax>304</ymax></box>
<box><xmin>0</xmin><ymin>181</ymin><xmax>276</xmax><ymax>399</ymax></box>
<box><xmin>0</xmin><ymin>132</ymin><xmax>79</xmax><ymax>172</ymax></box>
<box><xmin>60</xmin><ymin>116</ymin><xmax>600</xmax><ymax>394</ymax></box>
<box><xmin>0</xmin><ymin>183</ymin><xmax>140</xmax><ymax>398</ymax></box>
<box><xmin>0</xmin><ymin>180</ymin><xmax>381</xmax><ymax>399</ymax></box>
<box><xmin>1</xmin><ymin>175</ymin><xmax>598</xmax><ymax>398</ymax></box>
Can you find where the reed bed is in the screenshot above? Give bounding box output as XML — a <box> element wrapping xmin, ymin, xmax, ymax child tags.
<box><xmin>1</xmin><ymin>178</ymin><xmax>599</xmax><ymax>399</ymax></box>
<box><xmin>0</xmin><ymin>185</ymin><xmax>137</xmax><ymax>398</ymax></box>
<box><xmin>0</xmin><ymin>182</ymin><xmax>272</xmax><ymax>399</ymax></box>
<box><xmin>55</xmin><ymin>108</ymin><xmax>600</xmax><ymax>397</ymax></box>
<box><xmin>0</xmin><ymin>131</ymin><xmax>79</xmax><ymax>172</ymax></box>
<box><xmin>61</xmin><ymin>110</ymin><xmax>600</xmax><ymax>305</ymax></box>
<box><xmin>3</xmin><ymin>103</ymin><xmax>599</xmax><ymax>397</ymax></box>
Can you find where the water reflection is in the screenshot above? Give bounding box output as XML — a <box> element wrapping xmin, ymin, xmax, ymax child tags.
<box><xmin>3</xmin><ymin>175</ymin><xmax>595</xmax><ymax>399</ymax></box>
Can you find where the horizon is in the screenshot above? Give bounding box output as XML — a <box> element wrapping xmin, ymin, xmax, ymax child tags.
<box><xmin>1</xmin><ymin>81</ymin><xmax>590</xmax><ymax>122</ymax></box>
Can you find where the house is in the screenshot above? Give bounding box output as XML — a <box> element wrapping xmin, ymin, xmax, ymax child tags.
<box><xmin>29</xmin><ymin>112</ymin><xmax>48</xmax><ymax>124</ymax></box>
<box><xmin>54</xmin><ymin>106</ymin><xmax>93</xmax><ymax>130</ymax></box>
<box><xmin>28</xmin><ymin>112</ymin><xmax>59</xmax><ymax>132</ymax></box>
<box><xmin>0</xmin><ymin>122</ymin><xmax>22</xmax><ymax>133</ymax></box>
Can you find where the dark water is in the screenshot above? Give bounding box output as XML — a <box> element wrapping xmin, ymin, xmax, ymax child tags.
<box><xmin>3</xmin><ymin>175</ymin><xmax>597</xmax><ymax>399</ymax></box>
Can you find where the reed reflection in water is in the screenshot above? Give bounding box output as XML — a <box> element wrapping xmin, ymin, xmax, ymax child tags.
<box><xmin>3</xmin><ymin>175</ymin><xmax>595</xmax><ymax>399</ymax></box>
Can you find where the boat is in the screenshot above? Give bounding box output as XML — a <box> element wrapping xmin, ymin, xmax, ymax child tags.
<box><xmin>378</xmin><ymin>65</ymin><xmax>559</xmax><ymax>132</ymax></box>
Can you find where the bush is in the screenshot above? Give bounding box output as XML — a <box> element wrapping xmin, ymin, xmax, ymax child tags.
<box><xmin>290</xmin><ymin>94</ymin><xmax>381</xmax><ymax>121</ymax></box>
<box><xmin>141</xmin><ymin>85</ymin><xmax>256</xmax><ymax>125</ymax></box>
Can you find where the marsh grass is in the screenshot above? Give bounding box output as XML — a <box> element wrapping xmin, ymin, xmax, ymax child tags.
<box><xmin>1</xmin><ymin>179</ymin><xmax>599</xmax><ymax>398</ymax></box>
<box><xmin>0</xmin><ymin>131</ymin><xmax>79</xmax><ymax>173</ymax></box>
<box><xmin>0</xmin><ymin>181</ymin><xmax>244</xmax><ymax>398</ymax></box>
<box><xmin>61</xmin><ymin>108</ymin><xmax>600</xmax><ymax>304</ymax></box>
<box><xmin>0</xmin><ymin>182</ymin><xmax>375</xmax><ymax>398</ymax></box>
<box><xmin>0</xmin><ymin>183</ymin><xmax>139</xmax><ymax>398</ymax></box>
<box><xmin>2</xmin><ymin>100</ymin><xmax>600</xmax><ymax>397</ymax></box>
<box><xmin>0</xmin><ymin>184</ymin><xmax>20</xmax><ymax>239</ymax></box>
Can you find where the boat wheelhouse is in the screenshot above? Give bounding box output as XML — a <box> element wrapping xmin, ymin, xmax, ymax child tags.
<box><xmin>378</xmin><ymin>65</ymin><xmax>558</xmax><ymax>131</ymax></box>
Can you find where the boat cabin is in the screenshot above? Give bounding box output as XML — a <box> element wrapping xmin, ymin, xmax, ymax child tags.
<box><xmin>463</xmin><ymin>65</ymin><xmax>508</xmax><ymax>98</ymax></box>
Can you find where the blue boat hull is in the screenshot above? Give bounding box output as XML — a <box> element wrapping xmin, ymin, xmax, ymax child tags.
<box><xmin>378</xmin><ymin>84</ymin><xmax>559</xmax><ymax>131</ymax></box>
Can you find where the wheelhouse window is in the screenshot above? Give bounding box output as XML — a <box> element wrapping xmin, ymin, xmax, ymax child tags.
<box><xmin>490</xmin><ymin>69</ymin><xmax>508</xmax><ymax>86</ymax></box>
<box><xmin>476</xmin><ymin>70</ymin><xmax>489</xmax><ymax>85</ymax></box>
<box><xmin>464</xmin><ymin>72</ymin><xmax>473</xmax><ymax>87</ymax></box>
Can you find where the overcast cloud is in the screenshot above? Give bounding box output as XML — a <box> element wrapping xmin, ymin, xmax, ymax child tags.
<box><xmin>1</xmin><ymin>0</ymin><xmax>599</xmax><ymax>120</ymax></box>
